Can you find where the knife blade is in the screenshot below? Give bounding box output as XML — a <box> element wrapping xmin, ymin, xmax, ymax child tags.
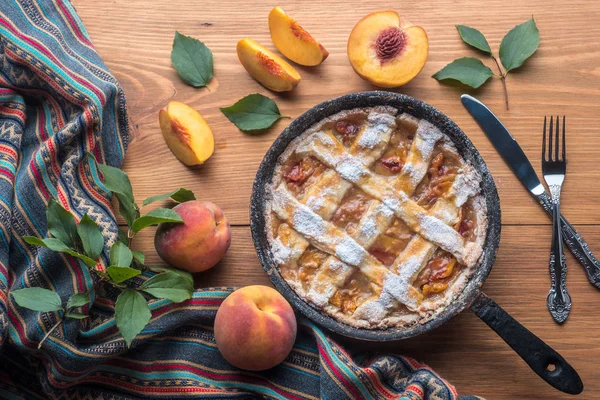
<box><xmin>461</xmin><ymin>94</ymin><xmax>600</xmax><ymax>289</ymax></box>
<box><xmin>461</xmin><ymin>95</ymin><xmax>545</xmax><ymax>197</ymax></box>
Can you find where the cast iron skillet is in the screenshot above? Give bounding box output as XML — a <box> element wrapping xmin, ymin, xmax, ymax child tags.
<box><xmin>250</xmin><ymin>91</ymin><xmax>583</xmax><ymax>395</ymax></box>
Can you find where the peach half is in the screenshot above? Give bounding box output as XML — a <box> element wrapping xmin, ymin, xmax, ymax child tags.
<box><xmin>214</xmin><ymin>286</ymin><xmax>297</xmax><ymax>371</ymax></box>
<box><xmin>268</xmin><ymin>6</ymin><xmax>329</xmax><ymax>66</ymax></box>
<box><xmin>236</xmin><ymin>38</ymin><xmax>301</xmax><ymax>92</ymax></box>
<box><xmin>159</xmin><ymin>101</ymin><xmax>214</xmax><ymax>166</ymax></box>
<box><xmin>347</xmin><ymin>10</ymin><xmax>428</xmax><ymax>88</ymax></box>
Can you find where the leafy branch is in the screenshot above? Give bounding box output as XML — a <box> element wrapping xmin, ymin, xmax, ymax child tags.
<box><xmin>11</xmin><ymin>154</ymin><xmax>197</xmax><ymax>348</ymax></box>
<box><xmin>432</xmin><ymin>17</ymin><xmax>540</xmax><ymax>110</ymax></box>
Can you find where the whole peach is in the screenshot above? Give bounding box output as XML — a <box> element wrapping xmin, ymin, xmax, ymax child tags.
<box><xmin>154</xmin><ymin>200</ymin><xmax>231</xmax><ymax>272</ymax></box>
<box><xmin>214</xmin><ymin>286</ymin><xmax>297</xmax><ymax>371</ymax></box>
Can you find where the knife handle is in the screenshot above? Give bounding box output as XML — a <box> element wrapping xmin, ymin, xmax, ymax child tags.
<box><xmin>539</xmin><ymin>191</ymin><xmax>600</xmax><ymax>289</ymax></box>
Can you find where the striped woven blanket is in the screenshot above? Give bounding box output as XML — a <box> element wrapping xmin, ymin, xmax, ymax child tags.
<box><xmin>0</xmin><ymin>1</ymin><xmax>484</xmax><ymax>399</ymax></box>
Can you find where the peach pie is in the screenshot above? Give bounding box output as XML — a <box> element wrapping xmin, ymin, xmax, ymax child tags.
<box><xmin>265</xmin><ymin>107</ymin><xmax>487</xmax><ymax>329</ymax></box>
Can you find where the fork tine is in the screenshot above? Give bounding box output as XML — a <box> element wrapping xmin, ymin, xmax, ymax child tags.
<box><xmin>562</xmin><ymin>116</ymin><xmax>566</xmax><ymax>161</ymax></box>
<box><xmin>548</xmin><ymin>115</ymin><xmax>553</xmax><ymax>160</ymax></box>
<box><xmin>542</xmin><ymin>116</ymin><xmax>547</xmax><ymax>161</ymax></box>
<box><xmin>555</xmin><ymin>115</ymin><xmax>560</xmax><ymax>161</ymax></box>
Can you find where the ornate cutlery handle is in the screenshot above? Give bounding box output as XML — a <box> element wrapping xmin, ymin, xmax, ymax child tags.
<box><xmin>548</xmin><ymin>251</ymin><xmax>571</xmax><ymax>323</ymax></box>
<box><xmin>546</xmin><ymin>188</ymin><xmax>571</xmax><ymax>323</ymax></box>
<box><xmin>539</xmin><ymin>191</ymin><xmax>600</xmax><ymax>289</ymax></box>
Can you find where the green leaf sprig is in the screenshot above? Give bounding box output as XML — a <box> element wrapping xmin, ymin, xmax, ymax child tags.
<box><xmin>11</xmin><ymin>155</ymin><xmax>196</xmax><ymax>348</ymax></box>
<box><xmin>433</xmin><ymin>17</ymin><xmax>540</xmax><ymax>110</ymax></box>
<box><xmin>220</xmin><ymin>93</ymin><xmax>289</xmax><ymax>132</ymax></box>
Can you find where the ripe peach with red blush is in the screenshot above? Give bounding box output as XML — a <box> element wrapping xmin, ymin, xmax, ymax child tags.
<box><xmin>214</xmin><ymin>285</ymin><xmax>297</xmax><ymax>371</ymax></box>
<box><xmin>154</xmin><ymin>200</ymin><xmax>231</xmax><ymax>273</ymax></box>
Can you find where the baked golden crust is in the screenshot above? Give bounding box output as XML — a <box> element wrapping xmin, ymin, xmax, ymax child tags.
<box><xmin>265</xmin><ymin>107</ymin><xmax>487</xmax><ymax>329</ymax></box>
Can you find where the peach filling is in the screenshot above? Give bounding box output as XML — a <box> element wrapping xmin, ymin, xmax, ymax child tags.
<box><xmin>297</xmin><ymin>248</ymin><xmax>329</xmax><ymax>289</ymax></box>
<box><xmin>373</xmin><ymin>125</ymin><xmax>413</xmax><ymax>176</ymax></box>
<box><xmin>333</xmin><ymin>119</ymin><xmax>362</xmax><ymax>147</ymax></box>
<box><xmin>457</xmin><ymin>202</ymin><xmax>477</xmax><ymax>241</ymax></box>
<box><xmin>415</xmin><ymin>151</ymin><xmax>459</xmax><ymax>208</ymax></box>
<box><xmin>368</xmin><ymin>219</ymin><xmax>411</xmax><ymax>265</ymax></box>
<box><xmin>414</xmin><ymin>252</ymin><xmax>458</xmax><ymax>296</ymax></box>
<box><xmin>331</xmin><ymin>188</ymin><xmax>369</xmax><ymax>232</ymax></box>
<box><xmin>329</xmin><ymin>272</ymin><xmax>372</xmax><ymax>314</ymax></box>
<box><xmin>283</xmin><ymin>156</ymin><xmax>325</xmax><ymax>196</ymax></box>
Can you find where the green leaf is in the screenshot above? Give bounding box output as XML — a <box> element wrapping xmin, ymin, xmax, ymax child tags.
<box><xmin>432</xmin><ymin>57</ymin><xmax>495</xmax><ymax>88</ymax></box>
<box><xmin>115</xmin><ymin>289</ymin><xmax>151</xmax><ymax>347</ymax></box>
<box><xmin>171</xmin><ymin>31</ymin><xmax>214</xmax><ymax>88</ymax></box>
<box><xmin>107</xmin><ymin>266</ymin><xmax>142</xmax><ymax>283</ymax></box>
<box><xmin>148</xmin><ymin>266</ymin><xmax>194</xmax><ymax>287</ymax></box>
<box><xmin>456</xmin><ymin>25</ymin><xmax>492</xmax><ymax>54</ymax></box>
<box><xmin>66</xmin><ymin>312</ymin><xmax>88</xmax><ymax>319</ymax></box>
<box><xmin>23</xmin><ymin>236</ymin><xmax>97</xmax><ymax>267</ymax></box>
<box><xmin>141</xmin><ymin>271</ymin><xmax>193</xmax><ymax>303</ymax></box>
<box><xmin>11</xmin><ymin>288</ymin><xmax>62</xmax><ymax>312</ymax></box>
<box><xmin>142</xmin><ymin>188</ymin><xmax>196</xmax><ymax>207</ymax></box>
<box><xmin>95</xmin><ymin>271</ymin><xmax>110</xmax><ymax>280</ymax></box>
<box><xmin>118</xmin><ymin>229</ymin><xmax>129</xmax><ymax>245</ymax></box>
<box><xmin>23</xmin><ymin>235</ymin><xmax>51</xmax><ymax>247</ymax></box>
<box><xmin>46</xmin><ymin>199</ymin><xmax>78</xmax><ymax>247</ymax></box>
<box><xmin>109</xmin><ymin>241</ymin><xmax>133</xmax><ymax>267</ymax></box>
<box><xmin>131</xmin><ymin>208</ymin><xmax>182</xmax><ymax>233</ymax></box>
<box><xmin>116</xmin><ymin>193</ymin><xmax>137</xmax><ymax>227</ymax></box>
<box><xmin>88</xmin><ymin>153</ymin><xmax>134</xmax><ymax>201</ymax></box>
<box><xmin>220</xmin><ymin>94</ymin><xmax>286</xmax><ymax>132</ymax></box>
<box><xmin>132</xmin><ymin>250</ymin><xmax>145</xmax><ymax>264</ymax></box>
<box><xmin>88</xmin><ymin>153</ymin><xmax>137</xmax><ymax>226</ymax></box>
<box><xmin>66</xmin><ymin>292</ymin><xmax>90</xmax><ymax>309</ymax></box>
<box><xmin>77</xmin><ymin>214</ymin><xmax>104</xmax><ymax>260</ymax></box>
<box><xmin>499</xmin><ymin>17</ymin><xmax>540</xmax><ymax>72</ymax></box>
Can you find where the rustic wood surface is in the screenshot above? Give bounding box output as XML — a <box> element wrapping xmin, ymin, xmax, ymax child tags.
<box><xmin>73</xmin><ymin>0</ymin><xmax>600</xmax><ymax>398</ymax></box>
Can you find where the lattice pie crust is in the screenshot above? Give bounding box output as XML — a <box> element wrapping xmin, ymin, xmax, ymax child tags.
<box><xmin>265</xmin><ymin>107</ymin><xmax>487</xmax><ymax>329</ymax></box>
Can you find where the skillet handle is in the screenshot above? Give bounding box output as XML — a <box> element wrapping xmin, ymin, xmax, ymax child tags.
<box><xmin>470</xmin><ymin>292</ymin><xmax>583</xmax><ymax>395</ymax></box>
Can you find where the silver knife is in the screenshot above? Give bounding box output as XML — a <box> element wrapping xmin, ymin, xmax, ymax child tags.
<box><xmin>461</xmin><ymin>94</ymin><xmax>600</xmax><ymax>289</ymax></box>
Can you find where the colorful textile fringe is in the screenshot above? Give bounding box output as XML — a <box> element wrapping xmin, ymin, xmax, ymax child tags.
<box><xmin>0</xmin><ymin>1</ymin><xmax>484</xmax><ymax>399</ymax></box>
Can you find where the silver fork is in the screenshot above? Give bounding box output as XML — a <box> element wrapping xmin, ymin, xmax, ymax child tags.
<box><xmin>542</xmin><ymin>116</ymin><xmax>571</xmax><ymax>324</ymax></box>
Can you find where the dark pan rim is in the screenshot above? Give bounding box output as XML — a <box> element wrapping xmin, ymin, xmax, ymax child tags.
<box><xmin>250</xmin><ymin>91</ymin><xmax>501</xmax><ymax>341</ymax></box>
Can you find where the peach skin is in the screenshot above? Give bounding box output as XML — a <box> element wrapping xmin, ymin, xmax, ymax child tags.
<box><xmin>268</xmin><ymin>6</ymin><xmax>329</xmax><ymax>66</ymax></box>
<box><xmin>347</xmin><ymin>10</ymin><xmax>428</xmax><ymax>88</ymax></box>
<box><xmin>159</xmin><ymin>100</ymin><xmax>214</xmax><ymax>166</ymax></box>
<box><xmin>214</xmin><ymin>285</ymin><xmax>297</xmax><ymax>371</ymax></box>
<box><xmin>236</xmin><ymin>38</ymin><xmax>301</xmax><ymax>92</ymax></box>
<box><xmin>154</xmin><ymin>200</ymin><xmax>231</xmax><ymax>273</ymax></box>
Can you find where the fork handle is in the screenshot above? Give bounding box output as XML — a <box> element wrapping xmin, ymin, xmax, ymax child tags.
<box><xmin>546</xmin><ymin>188</ymin><xmax>571</xmax><ymax>323</ymax></box>
<box><xmin>539</xmin><ymin>191</ymin><xmax>600</xmax><ymax>289</ymax></box>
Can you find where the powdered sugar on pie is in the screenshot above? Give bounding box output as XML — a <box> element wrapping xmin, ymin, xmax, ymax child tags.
<box><xmin>264</xmin><ymin>106</ymin><xmax>487</xmax><ymax>330</ymax></box>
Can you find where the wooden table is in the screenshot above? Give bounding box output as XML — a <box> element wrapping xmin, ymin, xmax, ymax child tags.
<box><xmin>72</xmin><ymin>0</ymin><xmax>600</xmax><ymax>398</ymax></box>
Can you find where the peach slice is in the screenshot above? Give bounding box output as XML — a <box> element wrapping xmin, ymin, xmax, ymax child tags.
<box><xmin>159</xmin><ymin>100</ymin><xmax>214</xmax><ymax>166</ymax></box>
<box><xmin>268</xmin><ymin>6</ymin><xmax>329</xmax><ymax>66</ymax></box>
<box><xmin>347</xmin><ymin>10</ymin><xmax>428</xmax><ymax>88</ymax></box>
<box><xmin>236</xmin><ymin>38</ymin><xmax>301</xmax><ymax>92</ymax></box>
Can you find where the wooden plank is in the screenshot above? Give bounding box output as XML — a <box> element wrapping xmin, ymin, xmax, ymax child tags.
<box><xmin>132</xmin><ymin>225</ymin><xmax>600</xmax><ymax>399</ymax></box>
<box><xmin>72</xmin><ymin>0</ymin><xmax>600</xmax><ymax>226</ymax></box>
